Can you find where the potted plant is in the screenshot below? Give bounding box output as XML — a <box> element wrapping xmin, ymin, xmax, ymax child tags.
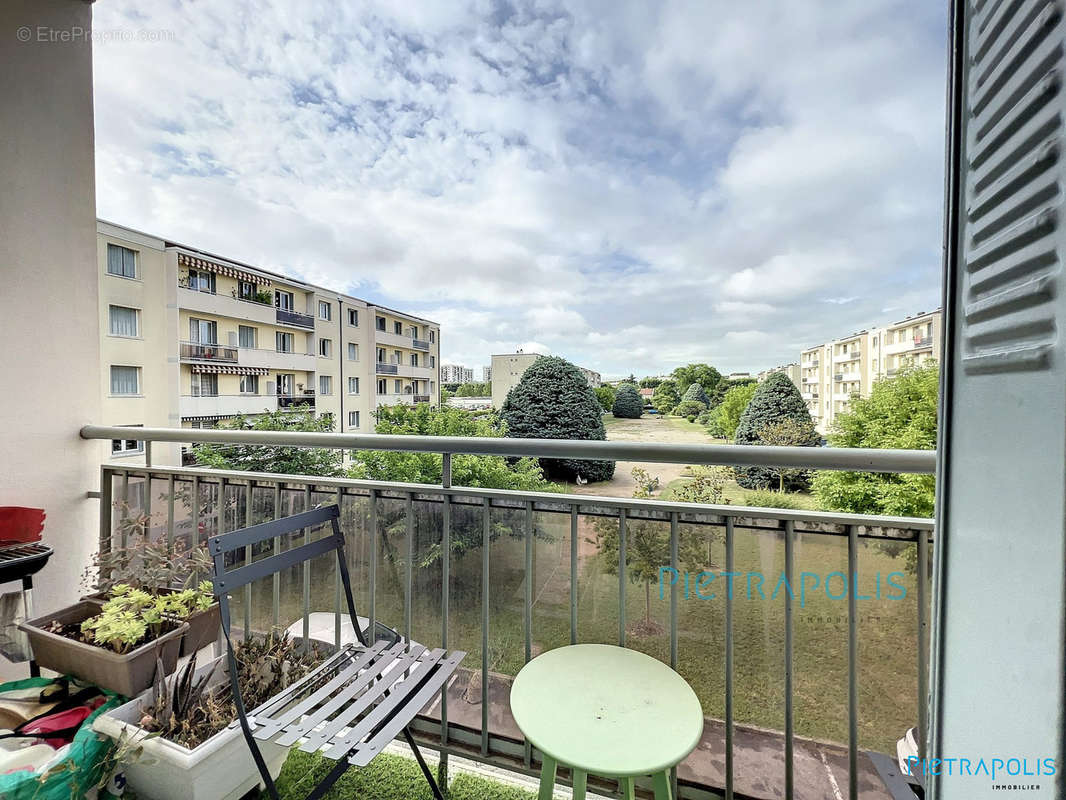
<box><xmin>21</xmin><ymin>586</ymin><xmax>190</xmax><ymax>697</ymax></box>
<box><xmin>93</xmin><ymin>633</ymin><xmax>328</xmax><ymax>800</ymax></box>
<box><xmin>83</xmin><ymin>500</ymin><xmax>221</xmax><ymax>656</ymax></box>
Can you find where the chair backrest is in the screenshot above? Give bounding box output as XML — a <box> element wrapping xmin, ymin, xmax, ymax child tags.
<box><xmin>208</xmin><ymin>504</ymin><xmax>343</xmax><ymax>596</ymax></box>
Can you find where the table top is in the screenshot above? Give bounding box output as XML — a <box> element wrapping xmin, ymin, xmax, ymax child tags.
<box><xmin>509</xmin><ymin>644</ymin><xmax>704</xmax><ymax>776</ymax></box>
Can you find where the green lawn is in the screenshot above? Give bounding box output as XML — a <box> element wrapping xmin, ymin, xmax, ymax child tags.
<box><xmin>660</xmin><ymin>468</ymin><xmax>823</xmax><ymax>511</ymax></box>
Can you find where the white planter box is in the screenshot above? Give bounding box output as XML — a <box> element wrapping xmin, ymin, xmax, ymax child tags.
<box><xmin>93</xmin><ymin>659</ymin><xmax>289</xmax><ymax>800</ymax></box>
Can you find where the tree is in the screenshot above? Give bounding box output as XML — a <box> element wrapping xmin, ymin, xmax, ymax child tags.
<box><xmin>674</xmin><ymin>382</ymin><xmax>710</xmax><ymax>419</ymax></box>
<box><xmin>756</xmin><ymin>418</ymin><xmax>820</xmax><ymax>491</ymax></box>
<box><xmin>709</xmin><ymin>376</ymin><xmax>756</xmax><ymax>409</ymax></box>
<box><xmin>734</xmin><ymin>372</ymin><xmax>819</xmax><ymax>490</ymax></box>
<box><xmin>592</xmin><ymin>468</ymin><xmax>704</xmax><ymax>635</ymax></box>
<box><xmin>712</xmin><ymin>382</ymin><xmax>758</xmax><ymax>439</ymax></box>
<box><xmin>813</xmin><ymin>363</ymin><xmax>937</xmax><ymax>518</ymax></box>
<box><xmin>501</xmin><ymin>356</ymin><xmax>615</xmax><ymax>482</ymax></box>
<box><xmin>638</xmin><ymin>377</ymin><xmax>662</xmax><ymax>389</ymax></box>
<box><xmin>651</xmin><ymin>380</ymin><xmax>680</xmax><ymax>413</ymax></box>
<box><xmin>680</xmin><ymin>382</ymin><xmax>710</xmax><ymax>406</ymax></box>
<box><xmin>192</xmin><ymin>406</ymin><xmax>343</xmax><ymax>476</ymax></box>
<box><xmin>671</xmin><ymin>364</ymin><xmax>723</xmax><ymax>398</ymax></box>
<box><xmin>455</xmin><ymin>382</ymin><xmax>491</xmax><ymax>397</ymax></box>
<box><xmin>594</xmin><ymin>385</ymin><xmax>616</xmax><ymax>412</ymax></box>
<box><xmin>611</xmin><ymin>384</ymin><xmax>643</xmax><ymax>418</ymax></box>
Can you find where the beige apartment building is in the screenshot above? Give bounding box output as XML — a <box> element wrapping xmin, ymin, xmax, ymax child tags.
<box><xmin>801</xmin><ymin>309</ymin><xmax>941</xmax><ymax>432</ymax></box>
<box><xmin>98</xmin><ymin>220</ymin><xmax>440</xmax><ymax>466</ymax></box>
<box><xmin>757</xmin><ymin>364</ymin><xmax>801</xmax><ymax>386</ymax></box>
<box><xmin>490</xmin><ymin>352</ymin><xmax>601</xmax><ymax>408</ymax></box>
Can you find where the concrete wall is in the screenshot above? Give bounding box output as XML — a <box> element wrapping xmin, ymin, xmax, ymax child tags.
<box><xmin>0</xmin><ymin>0</ymin><xmax>100</xmax><ymax>678</ymax></box>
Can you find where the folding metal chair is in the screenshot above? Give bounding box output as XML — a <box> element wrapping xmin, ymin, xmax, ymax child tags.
<box><xmin>209</xmin><ymin>504</ymin><xmax>464</xmax><ymax>800</ymax></box>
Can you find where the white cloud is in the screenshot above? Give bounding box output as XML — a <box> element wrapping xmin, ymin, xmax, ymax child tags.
<box><xmin>92</xmin><ymin>0</ymin><xmax>947</xmax><ymax>379</ymax></box>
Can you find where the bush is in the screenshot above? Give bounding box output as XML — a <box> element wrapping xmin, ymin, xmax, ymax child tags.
<box><xmin>674</xmin><ymin>399</ymin><xmax>707</xmax><ymax>418</ymax></box>
<box><xmin>501</xmin><ymin>356</ymin><xmax>615</xmax><ymax>482</ymax></box>
<box><xmin>651</xmin><ymin>380</ymin><xmax>680</xmax><ymax>413</ymax></box>
<box><xmin>594</xmin><ymin>385</ymin><xmax>616</xmax><ymax>412</ymax></box>
<box><xmin>713</xmin><ymin>382</ymin><xmax>758</xmax><ymax>439</ymax></box>
<box><xmin>734</xmin><ymin>372</ymin><xmax>819</xmax><ymax>490</ymax></box>
<box><xmin>741</xmin><ymin>489</ymin><xmax>806</xmax><ymax>510</ymax></box>
<box><xmin>612</xmin><ymin>384</ymin><xmax>643</xmax><ymax>418</ymax></box>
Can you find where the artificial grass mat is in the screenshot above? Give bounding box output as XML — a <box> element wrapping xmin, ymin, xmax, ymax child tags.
<box><xmin>276</xmin><ymin>749</ymin><xmax>536</xmax><ymax>800</ymax></box>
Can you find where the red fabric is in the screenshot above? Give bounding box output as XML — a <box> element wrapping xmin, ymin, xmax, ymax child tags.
<box><xmin>0</xmin><ymin>508</ymin><xmax>45</xmax><ymax>544</ymax></box>
<box><xmin>17</xmin><ymin>697</ymin><xmax>104</xmax><ymax>748</ymax></box>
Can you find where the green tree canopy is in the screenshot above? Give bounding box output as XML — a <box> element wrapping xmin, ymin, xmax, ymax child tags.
<box><xmin>671</xmin><ymin>363</ymin><xmax>723</xmax><ymax>398</ymax></box>
<box><xmin>454</xmin><ymin>382</ymin><xmax>491</xmax><ymax>397</ymax></box>
<box><xmin>713</xmin><ymin>382</ymin><xmax>758</xmax><ymax>439</ymax></box>
<box><xmin>192</xmin><ymin>406</ymin><xmax>342</xmax><ymax>476</ymax></box>
<box><xmin>734</xmin><ymin>372</ymin><xmax>819</xmax><ymax>490</ymax></box>
<box><xmin>709</xmin><ymin>376</ymin><xmax>756</xmax><ymax>409</ymax></box>
<box><xmin>612</xmin><ymin>384</ymin><xmax>644</xmax><ymax>418</ymax></box>
<box><xmin>651</xmin><ymin>380</ymin><xmax>680</xmax><ymax>413</ymax></box>
<box><xmin>680</xmin><ymin>382</ymin><xmax>710</xmax><ymax>406</ymax></box>
<box><xmin>638</xmin><ymin>377</ymin><xmax>662</xmax><ymax>388</ymax></box>
<box><xmin>594</xmin><ymin>385</ymin><xmax>617</xmax><ymax>412</ymax></box>
<box><xmin>813</xmin><ymin>363</ymin><xmax>938</xmax><ymax>517</ymax></box>
<box><xmin>501</xmin><ymin>356</ymin><xmax>615</xmax><ymax>482</ymax></box>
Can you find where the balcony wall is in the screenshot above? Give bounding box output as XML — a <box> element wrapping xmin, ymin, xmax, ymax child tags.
<box><xmin>180</xmin><ymin>394</ymin><xmax>279</xmax><ymax>418</ymax></box>
<box><xmin>239</xmin><ymin>347</ymin><xmax>316</xmax><ymax>373</ymax></box>
<box><xmin>178</xmin><ymin>286</ymin><xmax>277</xmax><ymax>326</ymax></box>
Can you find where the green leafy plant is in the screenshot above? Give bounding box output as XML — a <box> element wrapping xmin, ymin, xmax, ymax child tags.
<box><xmin>712</xmin><ymin>382</ymin><xmax>758</xmax><ymax>439</ymax></box>
<box><xmin>734</xmin><ymin>372</ymin><xmax>819</xmax><ymax>490</ymax></box>
<box><xmin>611</xmin><ymin>384</ymin><xmax>643</xmax><ymax>418</ymax></box>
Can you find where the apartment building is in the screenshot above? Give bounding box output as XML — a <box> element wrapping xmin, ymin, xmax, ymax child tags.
<box><xmin>801</xmin><ymin>309</ymin><xmax>941</xmax><ymax>432</ymax></box>
<box><xmin>490</xmin><ymin>352</ymin><xmax>601</xmax><ymax>408</ymax></box>
<box><xmin>98</xmin><ymin>220</ymin><xmax>440</xmax><ymax>466</ymax></box>
<box><xmin>757</xmin><ymin>364</ymin><xmax>801</xmax><ymax>387</ymax></box>
<box><xmin>441</xmin><ymin>364</ymin><xmax>474</xmax><ymax>384</ymax></box>
<box><xmin>482</xmin><ymin>366</ymin><xmax>492</xmax><ymax>382</ymax></box>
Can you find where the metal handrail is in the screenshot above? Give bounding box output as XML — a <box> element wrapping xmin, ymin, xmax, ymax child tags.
<box><xmin>79</xmin><ymin>425</ymin><xmax>936</xmax><ymax>473</ymax></box>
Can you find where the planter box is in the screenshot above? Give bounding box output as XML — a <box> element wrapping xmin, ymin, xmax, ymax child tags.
<box><xmin>82</xmin><ymin>590</ymin><xmax>221</xmax><ymax>658</ymax></box>
<box><xmin>20</xmin><ymin>601</ymin><xmax>186</xmax><ymax>697</ymax></box>
<box><xmin>93</xmin><ymin>658</ymin><xmax>289</xmax><ymax>800</ymax></box>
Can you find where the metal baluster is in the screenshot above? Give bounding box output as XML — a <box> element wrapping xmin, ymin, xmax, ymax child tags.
<box><xmin>244</xmin><ymin>480</ymin><xmax>253</xmax><ymax>640</ymax></box>
<box><xmin>166</xmin><ymin>475</ymin><xmax>175</xmax><ymax>552</ymax></box>
<box><xmin>670</xmin><ymin>512</ymin><xmax>679</xmax><ymax>669</ymax></box>
<box><xmin>847</xmin><ymin>524</ymin><xmax>859</xmax><ymax>799</ymax></box>
<box><xmin>725</xmin><ymin>516</ymin><xmax>735</xmax><ymax>800</ymax></box>
<box><xmin>784</xmin><ymin>519</ymin><xmax>795</xmax><ymax>800</ymax></box>
<box><xmin>99</xmin><ymin>467</ymin><xmax>113</xmax><ymax>556</ymax></box>
<box><xmin>335</xmin><ymin>487</ymin><xmax>343</xmax><ymax>650</ymax></box>
<box><xmin>191</xmin><ymin>475</ymin><xmax>200</xmax><ymax>546</ymax></box>
<box><xmin>523</xmin><ymin>499</ymin><xmax>533</xmax><ymax>771</ymax></box>
<box><xmin>481</xmin><ymin>497</ymin><xmax>491</xmax><ymax>756</ymax></box>
<box><xmin>272</xmin><ymin>483</ymin><xmax>281</xmax><ymax>634</ymax></box>
<box><xmin>570</xmin><ymin>505</ymin><xmax>578</xmax><ymax>645</ymax></box>
<box><xmin>302</xmin><ymin>484</ymin><xmax>311</xmax><ymax>654</ymax></box>
<box><xmin>369</xmin><ymin>488</ymin><xmax>378</xmax><ymax>636</ymax></box>
<box><xmin>120</xmin><ymin>470</ymin><xmax>130</xmax><ymax>549</ymax></box>
<box><xmin>143</xmin><ymin>467</ymin><xmax>152</xmax><ymax>538</ymax></box>
<box><xmin>618</xmin><ymin>509</ymin><xmax>627</xmax><ymax>648</ymax></box>
<box><xmin>405</xmin><ymin>492</ymin><xmax>414</xmax><ymax>647</ymax></box>
<box><xmin>441</xmin><ymin>455</ymin><xmax>452</xmax><ymax>785</ymax></box>
<box><xmin>917</xmin><ymin>531</ymin><xmax>929</xmax><ymax>760</ymax></box>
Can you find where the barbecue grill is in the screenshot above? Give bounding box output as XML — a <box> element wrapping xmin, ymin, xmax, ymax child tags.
<box><xmin>0</xmin><ymin>507</ymin><xmax>53</xmax><ymax>676</ymax></box>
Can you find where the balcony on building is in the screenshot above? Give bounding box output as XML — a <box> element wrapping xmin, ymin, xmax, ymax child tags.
<box><xmin>179</xmin><ymin>393</ymin><xmax>279</xmax><ymax>418</ymax></box>
<box><xmin>239</xmin><ymin>346</ymin><xmax>316</xmax><ymax>373</ymax></box>
<box><xmin>376</xmin><ymin>360</ymin><xmax>399</xmax><ymax>374</ymax></box>
<box><xmin>278</xmin><ymin>391</ymin><xmax>316</xmax><ymax>409</ymax></box>
<box><xmin>838</xmin><ymin>350</ymin><xmax>861</xmax><ymax>361</ymax></box>
<box><xmin>276</xmin><ymin>307</ymin><xmax>316</xmax><ymax>329</ymax></box>
<box><xmin>180</xmin><ymin>341</ymin><xmax>239</xmax><ymax>363</ymax></box>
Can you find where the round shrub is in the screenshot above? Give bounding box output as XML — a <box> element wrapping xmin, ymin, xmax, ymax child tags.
<box><xmin>674</xmin><ymin>399</ymin><xmax>707</xmax><ymax>418</ymax></box>
<box><xmin>734</xmin><ymin>373</ymin><xmax>819</xmax><ymax>490</ymax></box>
<box><xmin>501</xmin><ymin>356</ymin><xmax>615</xmax><ymax>482</ymax></box>
<box><xmin>611</xmin><ymin>385</ymin><xmax>643</xmax><ymax>419</ymax></box>
<box><xmin>686</xmin><ymin>415</ymin><xmax>696</xmax><ymax>423</ymax></box>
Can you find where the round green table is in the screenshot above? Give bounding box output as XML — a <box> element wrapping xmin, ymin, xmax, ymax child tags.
<box><xmin>510</xmin><ymin>644</ymin><xmax>704</xmax><ymax>800</ymax></box>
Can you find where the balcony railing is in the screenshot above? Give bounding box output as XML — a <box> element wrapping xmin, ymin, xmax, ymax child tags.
<box><xmin>838</xmin><ymin>350</ymin><xmax>860</xmax><ymax>361</ymax></box>
<box><xmin>81</xmin><ymin>424</ymin><xmax>933</xmax><ymax>800</ymax></box>
<box><xmin>179</xmin><ymin>341</ymin><xmax>238</xmax><ymax>362</ymax></box>
<box><xmin>278</xmin><ymin>393</ymin><xmax>315</xmax><ymax>409</ymax></box>
<box><xmin>376</xmin><ymin>361</ymin><xmax>399</xmax><ymax>374</ymax></box>
<box><xmin>276</xmin><ymin>308</ymin><xmax>315</xmax><ymax>329</ymax></box>
<box><xmin>413</xmin><ymin>339</ymin><xmax>431</xmax><ymax>351</ymax></box>
<box><xmin>413</xmin><ymin>394</ymin><xmax>431</xmax><ymax>403</ymax></box>
<box><xmin>833</xmin><ymin>373</ymin><xmax>844</xmax><ymax>381</ymax></box>
<box><xmin>912</xmin><ymin>336</ymin><xmax>933</xmax><ymax>349</ymax></box>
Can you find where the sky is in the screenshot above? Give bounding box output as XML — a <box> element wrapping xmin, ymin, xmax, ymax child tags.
<box><xmin>92</xmin><ymin>1</ymin><xmax>948</xmax><ymax>380</ymax></box>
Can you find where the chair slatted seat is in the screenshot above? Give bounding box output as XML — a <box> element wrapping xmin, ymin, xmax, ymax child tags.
<box><xmin>209</xmin><ymin>503</ymin><xmax>464</xmax><ymax>800</ymax></box>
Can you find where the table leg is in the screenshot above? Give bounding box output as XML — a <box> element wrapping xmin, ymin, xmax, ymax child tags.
<box><xmin>620</xmin><ymin>777</ymin><xmax>636</xmax><ymax>800</ymax></box>
<box><xmin>572</xmin><ymin>768</ymin><xmax>587</xmax><ymax>800</ymax></box>
<box><xmin>538</xmin><ymin>755</ymin><xmax>558</xmax><ymax>800</ymax></box>
<box><xmin>652</xmin><ymin>770</ymin><xmax>673</xmax><ymax>800</ymax></box>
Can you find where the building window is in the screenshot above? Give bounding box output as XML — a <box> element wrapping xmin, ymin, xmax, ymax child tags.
<box><xmin>319</xmin><ymin>375</ymin><xmax>333</xmax><ymax>395</ymax></box>
<box><xmin>106</xmin><ymin>244</ymin><xmax>137</xmax><ymax>278</ymax></box>
<box><xmin>348</xmin><ymin>377</ymin><xmax>359</xmax><ymax>394</ymax></box>
<box><xmin>376</xmin><ymin>316</ymin><xmax>386</xmax><ymax>331</ymax></box>
<box><xmin>348</xmin><ymin>411</ymin><xmax>359</xmax><ymax>427</ymax></box>
<box><xmin>394</xmin><ymin>379</ymin><xmax>402</xmax><ymax>393</ymax></box>
<box><xmin>275</xmin><ymin>290</ymin><xmax>294</xmax><ymax>311</ymax></box>
<box><xmin>187</xmin><ymin>269</ymin><xmax>216</xmax><ymax>293</ymax></box>
<box><xmin>240</xmin><ymin>375</ymin><xmax>259</xmax><ymax>394</ymax></box>
<box><xmin>319</xmin><ymin>301</ymin><xmax>332</xmax><ymax>321</ymax></box>
<box><xmin>319</xmin><ymin>338</ymin><xmax>332</xmax><ymax>358</ymax></box>
<box><xmin>347</xmin><ymin>343</ymin><xmax>358</xmax><ymax>361</ymax></box>
<box><xmin>377</xmin><ymin>379</ymin><xmax>387</xmax><ymax>394</ymax></box>
<box><xmin>410</xmin><ymin>354</ymin><xmax>418</xmax><ymax>367</ymax></box>
<box><xmin>108</xmin><ymin>305</ymin><xmax>139</xmax><ymax>337</ymax></box>
<box><xmin>111</xmin><ymin>426</ymin><xmax>144</xmax><ymax>456</ymax></box>
<box><xmin>190</xmin><ymin>373</ymin><xmax>218</xmax><ymax>397</ymax></box>
<box><xmin>348</xmin><ymin>308</ymin><xmax>358</xmax><ymax>326</ymax></box>
<box><xmin>376</xmin><ymin>347</ymin><xmax>386</xmax><ymax>363</ymax></box>
<box><xmin>276</xmin><ymin>332</ymin><xmax>294</xmax><ymax>353</ymax></box>
<box><xmin>430</xmin><ymin>355</ymin><xmax>436</xmax><ymax>368</ymax></box>
<box><xmin>189</xmin><ymin>318</ymin><xmax>217</xmax><ymax>344</ymax></box>
<box><xmin>239</xmin><ymin>325</ymin><xmax>257</xmax><ymax>348</ymax></box>
<box><xmin>110</xmin><ymin>365</ymin><xmax>140</xmax><ymax>395</ymax></box>
<box><xmin>429</xmin><ymin>330</ymin><xmax>435</xmax><ymax>343</ymax></box>
<box><xmin>394</xmin><ymin>321</ymin><xmax>403</xmax><ymax>335</ymax></box>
